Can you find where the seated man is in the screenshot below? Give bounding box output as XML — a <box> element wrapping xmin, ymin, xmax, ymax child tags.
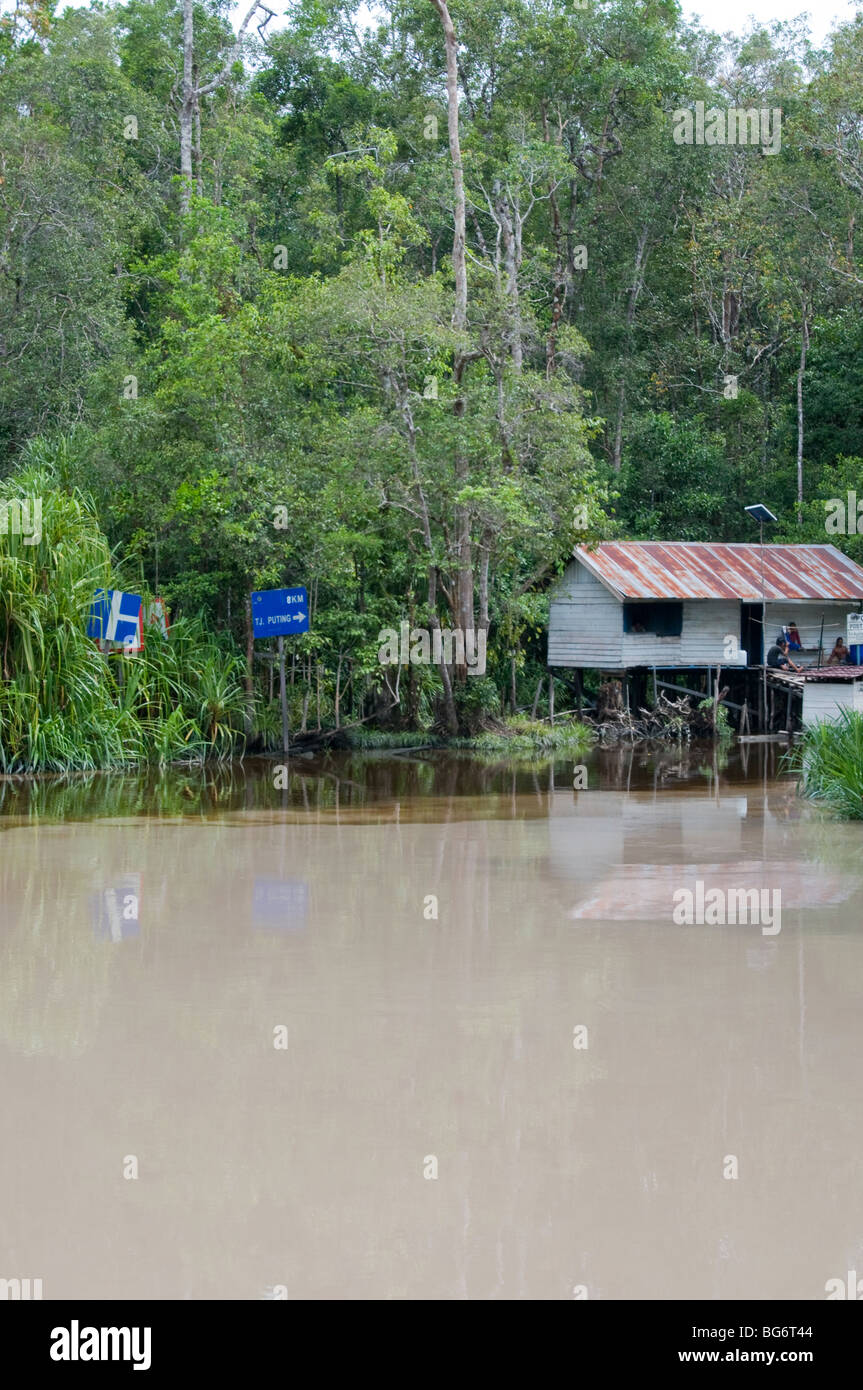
<box><xmin>826</xmin><ymin>637</ymin><xmax>851</xmax><ymax>665</ymax></box>
<box><xmin>786</xmin><ymin>621</ymin><xmax>803</xmax><ymax>651</ymax></box>
<box><xmin>766</xmin><ymin>637</ymin><xmax>802</xmax><ymax>673</ymax></box>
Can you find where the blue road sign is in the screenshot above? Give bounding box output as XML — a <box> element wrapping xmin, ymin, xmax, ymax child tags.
<box><xmin>86</xmin><ymin>589</ymin><xmax>142</xmax><ymax>645</ymax></box>
<box><xmin>251</xmin><ymin>587</ymin><xmax>309</xmax><ymax>637</ymax></box>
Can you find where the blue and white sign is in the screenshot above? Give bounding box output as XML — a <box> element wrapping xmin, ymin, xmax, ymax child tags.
<box><xmin>251</xmin><ymin>586</ymin><xmax>309</xmax><ymax>637</ymax></box>
<box><xmin>87</xmin><ymin>589</ymin><xmax>142</xmax><ymax>645</ymax></box>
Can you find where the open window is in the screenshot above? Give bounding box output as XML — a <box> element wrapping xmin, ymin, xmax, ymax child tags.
<box><xmin>623</xmin><ymin>601</ymin><xmax>683</xmax><ymax>637</ymax></box>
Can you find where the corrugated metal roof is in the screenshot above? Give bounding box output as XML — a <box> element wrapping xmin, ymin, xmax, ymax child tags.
<box><xmin>804</xmin><ymin>665</ymin><xmax>863</xmax><ymax>681</ymax></box>
<box><xmin>574</xmin><ymin>542</ymin><xmax>863</xmax><ymax>601</ymax></box>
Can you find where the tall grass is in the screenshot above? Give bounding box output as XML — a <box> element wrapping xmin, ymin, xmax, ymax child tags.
<box><xmin>788</xmin><ymin>709</ymin><xmax>863</xmax><ymax>818</ymax></box>
<box><xmin>0</xmin><ymin>467</ymin><xmax>246</xmax><ymax>772</ymax></box>
<box><xmin>463</xmin><ymin>715</ymin><xmax>595</xmax><ymax>753</ymax></box>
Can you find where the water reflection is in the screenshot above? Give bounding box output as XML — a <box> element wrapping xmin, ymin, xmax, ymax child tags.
<box><xmin>0</xmin><ymin>740</ymin><xmax>794</xmax><ymax>826</ymax></box>
<box><xmin>0</xmin><ymin>749</ymin><xmax>861</xmax><ymax>1299</ymax></box>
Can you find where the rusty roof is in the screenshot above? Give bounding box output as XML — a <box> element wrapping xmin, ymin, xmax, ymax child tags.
<box><xmin>573</xmin><ymin>542</ymin><xmax>863</xmax><ymax>601</ymax></box>
<box><xmin>804</xmin><ymin>665</ymin><xmax>863</xmax><ymax>681</ymax></box>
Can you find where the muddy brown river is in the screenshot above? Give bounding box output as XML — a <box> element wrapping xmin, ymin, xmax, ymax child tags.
<box><xmin>2</xmin><ymin>744</ymin><xmax>862</xmax><ymax>1299</ymax></box>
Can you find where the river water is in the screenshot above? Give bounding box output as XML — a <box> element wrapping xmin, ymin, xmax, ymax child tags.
<box><xmin>2</xmin><ymin>744</ymin><xmax>862</xmax><ymax>1300</ymax></box>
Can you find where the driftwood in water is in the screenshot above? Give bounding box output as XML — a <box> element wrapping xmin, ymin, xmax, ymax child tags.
<box><xmin>590</xmin><ymin>690</ymin><xmax>728</xmax><ymax>743</ymax></box>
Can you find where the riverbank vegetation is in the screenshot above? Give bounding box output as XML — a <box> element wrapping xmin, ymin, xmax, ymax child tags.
<box><xmin>791</xmin><ymin>711</ymin><xmax>863</xmax><ymax>819</ymax></box>
<box><xmin>0</xmin><ymin>469</ymin><xmax>246</xmax><ymax>771</ymax></box>
<box><xmin>2</xmin><ymin>3</ymin><xmax>863</xmax><ymax>765</ymax></box>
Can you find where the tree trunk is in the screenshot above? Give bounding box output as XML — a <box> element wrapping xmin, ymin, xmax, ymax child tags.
<box><xmin>180</xmin><ymin>0</ymin><xmax>195</xmax><ymax>212</ymax></box>
<box><xmin>494</xmin><ymin>179</ymin><xmax>522</xmax><ymax>370</ymax></box>
<box><xmin>531</xmin><ymin>677</ymin><xmax>543</xmax><ymax>720</ymax></box>
<box><xmin>193</xmin><ymin>82</ymin><xmax>203</xmax><ymax>198</ymax></box>
<box><xmin>541</xmin><ymin>100</ymin><xmax>566</xmax><ymax>379</ymax></box>
<box><xmin>611</xmin><ymin>225</ymin><xmax>650</xmax><ymax>471</ymax></box>
<box><xmin>428</xmin><ymin>567</ymin><xmax>459</xmax><ymax>735</ymax></box>
<box><xmin>430</xmin><ymin>0</ymin><xmax>474</xmax><ymax>714</ymax></box>
<box><xmin>430</xmin><ymin>0</ymin><xmax>467</xmax><ymax>332</ymax></box>
<box><xmin>612</xmin><ymin>387</ymin><xmax>625</xmax><ymax>475</ymax></box>
<box><xmin>796</xmin><ymin>312</ymin><xmax>809</xmax><ymax>524</ymax></box>
<box><xmin>180</xmin><ymin>1</ymin><xmax>271</xmax><ymax>214</ymax></box>
<box><xmin>478</xmin><ymin>540</ymin><xmax>490</xmax><ymax>634</ymax></box>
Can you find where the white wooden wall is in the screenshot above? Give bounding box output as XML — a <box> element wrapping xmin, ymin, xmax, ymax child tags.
<box><xmin>622</xmin><ymin>599</ymin><xmax>746</xmax><ymax>667</ymax></box>
<box><xmin>549</xmin><ymin>563</ymin><xmax>745</xmax><ymax>668</ymax></box>
<box><xmin>764</xmin><ymin>602</ymin><xmax>861</xmax><ymax>653</ymax></box>
<box><xmin>802</xmin><ymin>681</ymin><xmax>863</xmax><ymax>725</ymax></box>
<box><xmin>547</xmin><ymin>562</ymin><xmax>624</xmax><ymax>666</ymax></box>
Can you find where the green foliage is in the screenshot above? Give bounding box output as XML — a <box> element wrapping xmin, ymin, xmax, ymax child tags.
<box><xmin>696</xmin><ymin>697</ymin><xmax>733</xmax><ymax>744</ymax></box>
<box><xmin>0</xmin><ymin>468</ymin><xmax>245</xmax><ymax>771</ymax></box>
<box><xmin>467</xmin><ymin>715</ymin><xmax>594</xmax><ymax>752</ymax></box>
<box><xmin>618</xmin><ymin>414</ymin><xmax>737</xmax><ymax>540</ymax></box>
<box><xmin>789</xmin><ymin>710</ymin><xmax>863</xmax><ymax>819</ymax></box>
<box><xmin>2</xmin><ymin>2</ymin><xmax>863</xmax><ymax>759</ymax></box>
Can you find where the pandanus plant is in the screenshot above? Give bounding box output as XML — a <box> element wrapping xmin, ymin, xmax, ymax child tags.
<box><xmin>0</xmin><ymin>467</ymin><xmax>246</xmax><ymax>772</ymax></box>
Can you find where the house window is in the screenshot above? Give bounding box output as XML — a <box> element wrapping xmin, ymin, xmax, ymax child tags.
<box><xmin>623</xmin><ymin>601</ymin><xmax>683</xmax><ymax>637</ymax></box>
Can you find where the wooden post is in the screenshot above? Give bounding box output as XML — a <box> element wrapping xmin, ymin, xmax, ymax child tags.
<box><xmin>244</xmin><ymin>591</ymin><xmax>255</xmax><ymax>737</ymax></box>
<box><xmin>548</xmin><ymin>671</ymin><xmax>555</xmax><ymax>726</ymax></box>
<box><xmin>713</xmin><ymin>663</ymin><xmax>720</xmax><ymax>729</ymax></box>
<box><xmin>531</xmin><ymin>677</ymin><xmax>543</xmax><ymax>721</ymax></box>
<box><xmin>278</xmin><ymin>635</ymin><xmax>290</xmax><ymax>756</ymax></box>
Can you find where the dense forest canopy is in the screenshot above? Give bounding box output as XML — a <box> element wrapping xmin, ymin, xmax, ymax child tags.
<box><xmin>1</xmin><ymin>0</ymin><xmax>862</xmax><ymax>734</ymax></box>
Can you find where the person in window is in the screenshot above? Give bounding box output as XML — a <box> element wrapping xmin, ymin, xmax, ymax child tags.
<box><xmin>826</xmin><ymin>637</ymin><xmax>851</xmax><ymax>666</ymax></box>
<box><xmin>786</xmin><ymin>621</ymin><xmax>802</xmax><ymax>651</ymax></box>
<box><xmin>766</xmin><ymin>637</ymin><xmax>802</xmax><ymax>672</ymax></box>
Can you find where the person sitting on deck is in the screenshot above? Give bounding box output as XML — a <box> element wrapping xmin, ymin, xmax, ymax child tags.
<box><xmin>767</xmin><ymin>637</ymin><xmax>802</xmax><ymax>673</ymax></box>
<box><xmin>786</xmin><ymin>621</ymin><xmax>802</xmax><ymax>651</ymax></box>
<box><xmin>826</xmin><ymin>637</ymin><xmax>851</xmax><ymax>666</ymax></box>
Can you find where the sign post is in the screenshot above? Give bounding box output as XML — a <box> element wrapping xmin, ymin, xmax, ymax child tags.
<box><xmin>277</xmin><ymin>635</ymin><xmax>289</xmax><ymax>756</ymax></box>
<box><xmin>251</xmin><ymin>587</ymin><xmax>309</xmax><ymax>757</ymax></box>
